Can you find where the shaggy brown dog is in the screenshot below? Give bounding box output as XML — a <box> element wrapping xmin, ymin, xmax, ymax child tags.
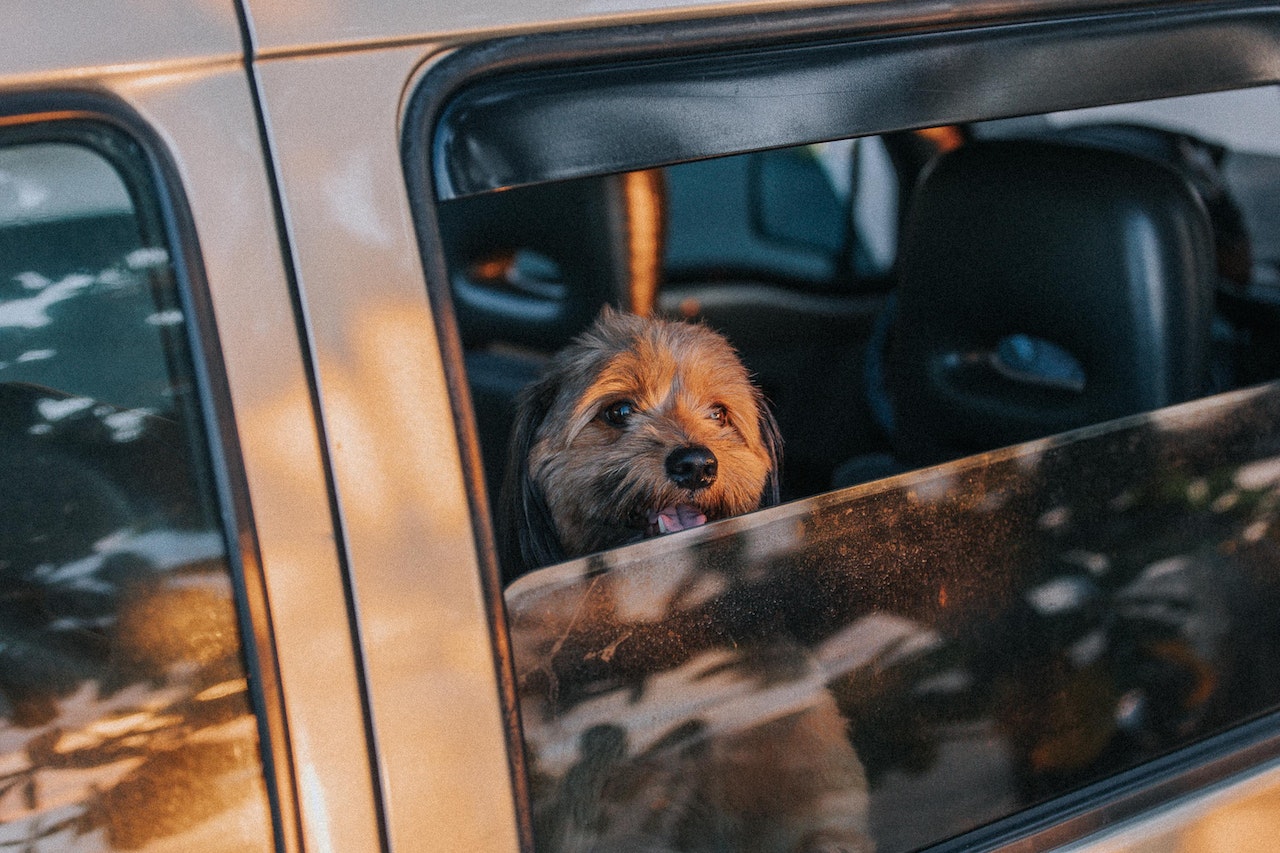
<box><xmin>501</xmin><ymin>311</ymin><xmax>873</xmax><ymax>852</ymax></box>
<box><xmin>499</xmin><ymin>307</ymin><xmax>782</xmax><ymax>579</ymax></box>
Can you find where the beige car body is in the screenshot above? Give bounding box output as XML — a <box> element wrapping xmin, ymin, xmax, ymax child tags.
<box><xmin>4</xmin><ymin>1</ymin><xmax>1280</xmax><ymax>851</ymax></box>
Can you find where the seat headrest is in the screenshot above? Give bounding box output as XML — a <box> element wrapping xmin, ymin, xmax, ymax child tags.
<box><xmin>889</xmin><ymin>139</ymin><xmax>1215</xmax><ymax>464</ymax></box>
<box><xmin>438</xmin><ymin>172</ymin><xmax>664</xmax><ymax>351</ymax></box>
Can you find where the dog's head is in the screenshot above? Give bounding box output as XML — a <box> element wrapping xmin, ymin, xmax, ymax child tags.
<box><xmin>499</xmin><ymin>308</ymin><xmax>781</xmax><ymax>580</ymax></box>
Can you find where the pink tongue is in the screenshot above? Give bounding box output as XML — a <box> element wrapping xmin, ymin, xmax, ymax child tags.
<box><xmin>647</xmin><ymin>505</ymin><xmax>707</xmax><ymax>536</ymax></box>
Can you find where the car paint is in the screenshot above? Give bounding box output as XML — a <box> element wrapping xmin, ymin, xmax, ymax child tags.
<box><xmin>246</xmin><ymin>0</ymin><xmax>860</xmax><ymax>54</ymax></box>
<box><xmin>243</xmin><ymin>0</ymin><xmax>1197</xmax><ymax>56</ymax></box>
<box><xmin>254</xmin><ymin>44</ymin><xmax>521</xmax><ymax>851</ymax></box>
<box><xmin>0</xmin><ymin>3</ymin><xmax>240</xmax><ymax>83</ymax></box>
<box><xmin>4</xmin><ymin>0</ymin><xmax>1280</xmax><ymax>851</ymax></box>
<box><xmin>1058</xmin><ymin>758</ymin><xmax>1280</xmax><ymax>853</ymax></box>
<box><xmin>127</xmin><ymin>63</ymin><xmax>385</xmax><ymax>853</ymax></box>
<box><xmin>2</xmin><ymin>4</ymin><xmax>381</xmax><ymax>851</ymax></box>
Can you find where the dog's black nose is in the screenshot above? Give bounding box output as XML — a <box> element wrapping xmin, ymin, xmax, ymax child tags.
<box><xmin>665</xmin><ymin>445</ymin><xmax>718</xmax><ymax>490</ymax></box>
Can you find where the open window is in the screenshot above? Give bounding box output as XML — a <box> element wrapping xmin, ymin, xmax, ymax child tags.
<box><xmin>407</xmin><ymin>6</ymin><xmax>1280</xmax><ymax>851</ymax></box>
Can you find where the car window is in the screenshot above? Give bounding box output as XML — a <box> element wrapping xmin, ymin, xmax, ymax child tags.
<box><xmin>0</xmin><ymin>128</ymin><xmax>276</xmax><ymax>850</ymax></box>
<box><xmin>506</xmin><ymin>383</ymin><xmax>1280</xmax><ymax>851</ymax></box>
<box><xmin>411</xmin><ymin>15</ymin><xmax>1280</xmax><ymax>851</ymax></box>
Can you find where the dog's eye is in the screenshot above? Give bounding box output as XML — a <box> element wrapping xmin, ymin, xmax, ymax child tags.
<box><xmin>601</xmin><ymin>400</ymin><xmax>635</xmax><ymax>427</ymax></box>
<box><xmin>709</xmin><ymin>404</ymin><xmax>728</xmax><ymax>424</ymax></box>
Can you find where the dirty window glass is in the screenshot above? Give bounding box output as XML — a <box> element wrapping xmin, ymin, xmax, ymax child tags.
<box><xmin>0</xmin><ymin>135</ymin><xmax>275</xmax><ymax>849</ymax></box>
<box><xmin>507</xmin><ymin>385</ymin><xmax>1280</xmax><ymax>851</ymax></box>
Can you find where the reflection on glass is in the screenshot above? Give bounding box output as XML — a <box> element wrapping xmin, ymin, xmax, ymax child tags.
<box><xmin>508</xmin><ymin>383</ymin><xmax>1280</xmax><ymax>853</ymax></box>
<box><xmin>0</xmin><ymin>140</ymin><xmax>273</xmax><ymax>850</ymax></box>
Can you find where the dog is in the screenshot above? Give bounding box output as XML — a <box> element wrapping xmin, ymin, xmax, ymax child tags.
<box><xmin>498</xmin><ymin>306</ymin><xmax>782</xmax><ymax>580</ymax></box>
<box><xmin>501</xmin><ymin>309</ymin><xmax>874</xmax><ymax>852</ymax></box>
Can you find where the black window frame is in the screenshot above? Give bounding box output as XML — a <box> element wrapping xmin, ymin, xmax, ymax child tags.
<box><xmin>401</xmin><ymin>2</ymin><xmax>1280</xmax><ymax>850</ymax></box>
<box><xmin>0</xmin><ymin>91</ymin><xmax>298</xmax><ymax>853</ymax></box>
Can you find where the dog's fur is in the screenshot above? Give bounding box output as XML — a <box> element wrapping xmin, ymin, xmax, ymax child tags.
<box><xmin>502</xmin><ymin>310</ymin><xmax>873</xmax><ymax>852</ymax></box>
<box><xmin>499</xmin><ymin>308</ymin><xmax>782</xmax><ymax>580</ymax></box>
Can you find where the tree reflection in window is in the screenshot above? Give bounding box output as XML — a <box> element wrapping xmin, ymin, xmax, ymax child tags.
<box><xmin>0</xmin><ymin>139</ymin><xmax>272</xmax><ymax>851</ymax></box>
<box><xmin>508</xmin><ymin>383</ymin><xmax>1280</xmax><ymax>853</ymax></box>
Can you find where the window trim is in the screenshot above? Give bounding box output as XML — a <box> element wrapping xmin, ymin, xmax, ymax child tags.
<box><xmin>953</xmin><ymin>711</ymin><xmax>1280</xmax><ymax>852</ymax></box>
<box><xmin>401</xmin><ymin>3</ymin><xmax>1280</xmax><ymax>850</ymax></box>
<box><xmin>0</xmin><ymin>92</ymin><xmax>301</xmax><ymax>853</ymax></box>
<box><xmin>420</xmin><ymin>3</ymin><xmax>1280</xmax><ymax>200</ymax></box>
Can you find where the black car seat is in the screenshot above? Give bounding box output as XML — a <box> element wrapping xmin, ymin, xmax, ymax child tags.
<box><xmin>835</xmin><ymin>139</ymin><xmax>1216</xmax><ymax>485</ymax></box>
<box><xmin>436</xmin><ymin>171</ymin><xmax>665</xmax><ymax>501</ymax></box>
<box><xmin>1044</xmin><ymin>124</ymin><xmax>1251</xmax><ymax>290</ymax></box>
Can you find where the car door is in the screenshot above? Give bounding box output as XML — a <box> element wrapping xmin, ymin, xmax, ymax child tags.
<box><xmin>244</xmin><ymin>2</ymin><xmax>1280</xmax><ymax>853</ymax></box>
<box><xmin>317</xmin><ymin>2</ymin><xmax>1280</xmax><ymax>852</ymax></box>
<box><xmin>0</xmin><ymin>4</ymin><xmax>378</xmax><ymax>851</ymax></box>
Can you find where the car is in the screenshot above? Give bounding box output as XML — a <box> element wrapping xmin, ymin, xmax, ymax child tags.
<box><xmin>5</xmin><ymin>0</ymin><xmax>1280</xmax><ymax>850</ymax></box>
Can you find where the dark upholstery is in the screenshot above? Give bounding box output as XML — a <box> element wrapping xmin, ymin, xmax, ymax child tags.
<box><xmin>844</xmin><ymin>139</ymin><xmax>1216</xmax><ymax>480</ymax></box>
<box><xmin>439</xmin><ymin>174</ymin><xmax>662</xmax><ymax>350</ymax></box>
<box><xmin>436</xmin><ymin>172</ymin><xmax>665</xmax><ymax>500</ymax></box>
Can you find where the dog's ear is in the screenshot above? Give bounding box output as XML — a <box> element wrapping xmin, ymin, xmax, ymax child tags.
<box><xmin>497</xmin><ymin>374</ymin><xmax>566</xmax><ymax>584</ymax></box>
<box><xmin>756</xmin><ymin>397</ymin><xmax>784</xmax><ymax>508</ymax></box>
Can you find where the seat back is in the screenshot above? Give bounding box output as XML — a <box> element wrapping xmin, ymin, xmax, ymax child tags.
<box><xmin>437</xmin><ymin>171</ymin><xmax>665</xmax><ymax>500</ymax></box>
<box><xmin>887</xmin><ymin>139</ymin><xmax>1215</xmax><ymax>466</ymax></box>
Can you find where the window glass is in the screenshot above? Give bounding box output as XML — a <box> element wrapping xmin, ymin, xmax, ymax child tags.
<box><xmin>0</xmin><ymin>134</ymin><xmax>275</xmax><ymax>850</ymax></box>
<box><xmin>506</xmin><ymin>383</ymin><xmax>1280</xmax><ymax>851</ymax></box>
<box><xmin>433</xmin><ymin>81</ymin><xmax>1280</xmax><ymax>851</ymax></box>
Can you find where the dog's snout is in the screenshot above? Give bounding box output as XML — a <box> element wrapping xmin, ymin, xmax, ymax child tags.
<box><xmin>665</xmin><ymin>445</ymin><xmax>718</xmax><ymax>490</ymax></box>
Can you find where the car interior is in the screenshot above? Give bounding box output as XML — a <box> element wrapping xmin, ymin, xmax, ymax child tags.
<box><xmin>438</xmin><ymin>88</ymin><xmax>1280</xmax><ymax>526</ymax></box>
<box><xmin>431</xmin><ymin>85</ymin><xmax>1280</xmax><ymax>850</ymax></box>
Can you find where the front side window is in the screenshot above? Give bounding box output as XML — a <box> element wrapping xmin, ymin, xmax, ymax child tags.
<box><xmin>0</xmin><ymin>127</ymin><xmax>275</xmax><ymax>850</ymax></box>
<box><xmin>411</xmin><ymin>10</ymin><xmax>1280</xmax><ymax>851</ymax></box>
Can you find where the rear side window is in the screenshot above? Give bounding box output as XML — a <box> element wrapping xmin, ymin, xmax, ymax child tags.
<box><xmin>0</xmin><ymin>126</ymin><xmax>275</xmax><ymax>850</ymax></box>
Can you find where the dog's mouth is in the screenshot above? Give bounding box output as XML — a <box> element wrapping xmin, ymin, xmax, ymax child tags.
<box><xmin>644</xmin><ymin>504</ymin><xmax>708</xmax><ymax>538</ymax></box>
